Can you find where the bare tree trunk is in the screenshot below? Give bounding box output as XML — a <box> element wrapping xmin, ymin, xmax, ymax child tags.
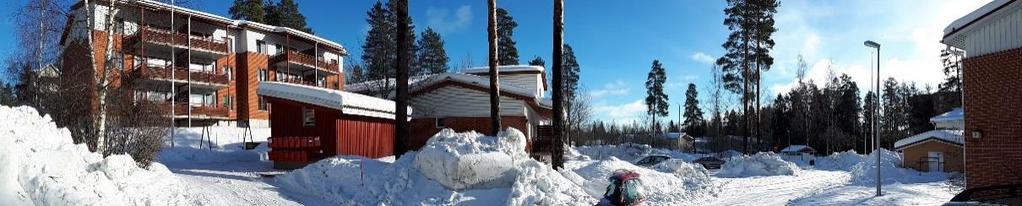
<box><xmin>487</xmin><ymin>0</ymin><xmax>501</xmax><ymax>135</ymax></box>
<box><xmin>94</xmin><ymin>0</ymin><xmax>122</xmax><ymax>154</ymax></box>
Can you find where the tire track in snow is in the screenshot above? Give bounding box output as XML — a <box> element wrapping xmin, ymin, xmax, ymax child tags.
<box><xmin>695</xmin><ymin>170</ymin><xmax>850</xmax><ymax>206</ymax></box>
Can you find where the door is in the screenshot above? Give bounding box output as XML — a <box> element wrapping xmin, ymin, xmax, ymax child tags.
<box><xmin>928</xmin><ymin>152</ymin><xmax>944</xmax><ymax>172</ymax></box>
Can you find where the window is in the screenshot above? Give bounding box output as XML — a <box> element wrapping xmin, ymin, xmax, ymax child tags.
<box><xmin>258</xmin><ymin>69</ymin><xmax>268</xmax><ymax>82</ymax></box>
<box><xmin>435</xmin><ymin>118</ymin><xmax>445</xmax><ymax>128</ymax></box>
<box><xmin>256</xmin><ymin>40</ymin><xmax>266</xmax><ymax>54</ymax></box>
<box><xmin>222</xmin><ymin>96</ymin><xmax>231</xmax><ymax>109</ymax></box>
<box><xmin>275</xmin><ymin>44</ymin><xmax>284</xmax><ymax>55</ymax></box>
<box><xmin>258</xmin><ymin>96</ymin><xmax>268</xmax><ymax>111</ymax></box>
<box><xmin>302</xmin><ymin>107</ymin><xmax>315</xmax><ymax>127</ymax></box>
<box><xmin>225</xmin><ymin>67</ymin><xmax>232</xmax><ymax>81</ymax></box>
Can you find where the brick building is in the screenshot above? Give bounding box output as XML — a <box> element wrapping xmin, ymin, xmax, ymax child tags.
<box><xmin>59</xmin><ymin>0</ymin><xmax>346</xmax><ymax>128</ymax></box>
<box><xmin>941</xmin><ymin>0</ymin><xmax>1022</xmax><ymax>189</ymax></box>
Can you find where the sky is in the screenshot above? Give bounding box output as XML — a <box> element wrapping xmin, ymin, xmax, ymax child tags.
<box><xmin>0</xmin><ymin>0</ymin><xmax>992</xmax><ymax>125</ymax></box>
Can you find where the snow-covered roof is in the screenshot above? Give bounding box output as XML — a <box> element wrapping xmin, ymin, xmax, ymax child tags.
<box><xmin>943</xmin><ymin>0</ymin><xmax>1015</xmax><ymax>37</ymax></box>
<box><xmin>780</xmin><ymin>145</ymin><xmax>815</xmax><ymax>153</ymax></box>
<box><xmin>464</xmin><ymin>65</ymin><xmax>545</xmax><ymax>74</ymax></box>
<box><xmin>257</xmin><ymin>82</ymin><xmax>410</xmax><ymax>120</ymax></box>
<box><xmin>346</xmin><ymin>73</ymin><xmax>552</xmax><ymax>109</ymax></box>
<box><xmin>237</xmin><ymin>20</ymin><xmax>345</xmax><ymax>53</ymax></box>
<box><xmin>894</xmin><ymin>130</ymin><xmax>964</xmax><ymax>150</ymax></box>
<box><xmin>930</xmin><ymin>107</ymin><xmax>963</xmax><ymax>123</ymax></box>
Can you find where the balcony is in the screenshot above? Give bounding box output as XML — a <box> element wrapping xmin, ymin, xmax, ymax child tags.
<box><xmin>132</xmin><ymin>65</ymin><xmax>229</xmax><ymax>90</ymax></box>
<box><xmin>126</xmin><ymin>26</ymin><xmax>229</xmax><ymax>59</ymax></box>
<box><xmin>271</xmin><ymin>50</ymin><xmax>340</xmax><ymax>75</ymax></box>
<box><xmin>163</xmin><ymin>102</ymin><xmax>229</xmax><ymax>119</ymax></box>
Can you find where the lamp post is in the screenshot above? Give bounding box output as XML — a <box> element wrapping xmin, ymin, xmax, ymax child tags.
<box><xmin>864</xmin><ymin>40</ymin><xmax>881</xmax><ymax>197</ymax></box>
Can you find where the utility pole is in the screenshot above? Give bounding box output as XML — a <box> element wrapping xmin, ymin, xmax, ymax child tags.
<box><xmin>864</xmin><ymin>40</ymin><xmax>882</xmax><ymax>197</ymax></box>
<box><xmin>487</xmin><ymin>0</ymin><xmax>502</xmax><ymax>135</ymax></box>
<box><xmin>394</xmin><ymin>0</ymin><xmax>410</xmax><ymax>157</ymax></box>
<box><xmin>551</xmin><ymin>0</ymin><xmax>565</xmax><ymax>169</ymax></box>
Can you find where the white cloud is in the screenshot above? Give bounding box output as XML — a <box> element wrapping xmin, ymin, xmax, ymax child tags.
<box><xmin>690</xmin><ymin>52</ymin><xmax>715</xmax><ymax>64</ymax></box>
<box><xmin>426</xmin><ymin>5</ymin><xmax>473</xmax><ymax>34</ymax></box>
<box><xmin>764</xmin><ymin>0</ymin><xmax>990</xmax><ymax>96</ymax></box>
<box><xmin>590</xmin><ymin>80</ymin><xmax>629</xmax><ymax>99</ymax></box>
<box><xmin>592</xmin><ymin>99</ymin><xmax>647</xmax><ymax>125</ymax></box>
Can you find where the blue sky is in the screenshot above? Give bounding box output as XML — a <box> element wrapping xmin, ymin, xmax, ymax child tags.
<box><xmin>0</xmin><ymin>0</ymin><xmax>991</xmax><ymax>125</ymax></box>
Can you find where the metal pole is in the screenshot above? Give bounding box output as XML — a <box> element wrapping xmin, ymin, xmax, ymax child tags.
<box><xmin>875</xmin><ymin>45</ymin><xmax>882</xmax><ymax>197</ymax></box>
<box><xmin>187</xmin><ymin>15</ymin><xmax>192</xmax><ymax>127</ymax></box>
<box><xmin>170</xmin><ymin>0</ymin><xmax>176</xmax><ymax>148</ymax></box>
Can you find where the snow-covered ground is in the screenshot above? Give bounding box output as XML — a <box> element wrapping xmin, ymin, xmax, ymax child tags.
<box><xmin>1</xmin><ymin>105</ymin><xmax>960</xmax><ymax>205</ymax></box>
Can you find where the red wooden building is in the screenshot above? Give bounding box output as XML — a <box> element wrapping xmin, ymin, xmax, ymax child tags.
<box><xmin>257</xmin><ymin>81</ymin><xmax>409</xmax><ymax>169</ymax></box>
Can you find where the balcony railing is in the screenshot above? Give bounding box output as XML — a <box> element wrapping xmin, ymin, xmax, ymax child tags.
<box><xmin>127</xmin><ymin>26</ymin><xmax>228</xmax><ymax>54</ymax></box>
<box><xmin>133</xmin><ymin>65</ymin><xmax>229</xmax><ymax>86</ymax></box>
<box><xmin>164</xmin><ymin>102</ymin><xmax>229</xmax><ymax>118</ymax></box>
<box><xmin>271</xmin><ymin>50</ymin><xmax>340</xmax><ymax>73</ymax></box>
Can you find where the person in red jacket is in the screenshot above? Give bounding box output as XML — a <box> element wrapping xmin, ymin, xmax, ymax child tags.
<box><xmin>597</xmin><ymin>169</ymin><xmax>645</xmax><ymax>206</ymax></box>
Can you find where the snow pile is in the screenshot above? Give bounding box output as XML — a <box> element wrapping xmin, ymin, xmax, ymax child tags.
<box><xmin>415</xmin><ymin>128</ymin><xmax>528</xmax><ymax>190</ymax></box>
<box><xmin>575</xmin><ymin>143</ymin><xmax>698</xmax><ymax>162</ymax></box>
<box><xmin>570</xmin><ymin>157</ymin><xmax>718</xmax><ymax>204</ymax></box>
<box><xmin>0</xmin><ymin>106</ymin><xmax>190</xmax><ymax>205</ymax></box>
<box><xmin>718</xmin><ymin>152</ymin><xmax>801</xmax><ymax>177</ymax></box>
<box><xmin>815</xmin><ymin>150</ymin><xmax>868</xmax><ymax>171</ymax></box>
<box><xmin>157</xmin><ymin>127</ymin><xmax>271</xmax><ymax>163</ymax></box>
<box><xmin>275</xmin><ymin>128</ymin><xmax>596</xmax><ymax>205</ymax></box>
<box><xmin>509</xmin><ymin>161</ymin><xmax>596</xmax><ymax>205</ymax></box>
<box><xmin>848</xmin><ymin>149</ymin><xmax>944</xmax><ymax>185</ymax></box>
<box><xmin>651</xmin><ymin>159</ymin><xmax>713</xmax><ymax>184</ymax></box>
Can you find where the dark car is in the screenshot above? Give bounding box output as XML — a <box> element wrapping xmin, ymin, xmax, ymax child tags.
<box><xmin>634</xmin><ymin>155</ymin><xmax>671</xmax><ymax>167</ymax></box>
<box><xmin>692</xmin><ymin>156</ymin><xmax>725</xmax><ymax>169</ymax></box>
<box><xmin>944</xmin><ymin>184</ymin><xmax>1022</xmax><ymax>205</ymax></box>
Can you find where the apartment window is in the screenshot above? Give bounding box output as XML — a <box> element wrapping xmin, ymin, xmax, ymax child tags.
<box><xmin>222</xmin><ymin>95</ymin><xmax>231</xmax><ymax>109</ymax></box>
<box><xmin>275</xmin><ymin>44</ymin><xmax>284</xmax><ymax>55</ymax></box>
<box><xmin>256</xmin><ymin>40</ymin><xmax>266</xmax><ymax>54</ymax></box>
<box><xmin>302</xmin><ymin>107</ymin><xmax>315</xmax><ymax>127</ymax></box>
<box><xmin>258</xmin><ymin>68</ymin><xmax>268</xmax><ymax>82</ymax></box>
<box><xmin>258</xmin><ymin>96</ymin><xmax>268</xmax><ymax>111</ymax></box>
<box><xmin>225</xmin><ymin>67</ymin><xmax>232</xmax><ymax>81</ymax></box>
<box><xmin>435</xmin><ymin>118</ymin><xmax>445</xmax><ymax>128</ymax></box>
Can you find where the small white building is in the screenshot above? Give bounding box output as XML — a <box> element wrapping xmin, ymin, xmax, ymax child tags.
<box><xmin>780</xmin><ymin>145</ymin><xmax>816</xmax><ymax>161</ymax></box>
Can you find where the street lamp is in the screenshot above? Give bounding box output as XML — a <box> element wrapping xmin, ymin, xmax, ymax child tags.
<box><xmin>864</xmin><ymin>40</ymin><xmax>881</xmax><ymax>197</ymax></box>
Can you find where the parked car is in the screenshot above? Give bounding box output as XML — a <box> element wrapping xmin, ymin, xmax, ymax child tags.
<box><xmin>597</xmin><ymin>169</ymin><xmax>645</xmax><ymax>206</ymax></box>
<box><xmin>634</xmin><ymin>155</ymin><xmax>672</xmax><ymax>167</ymax></box>
<box><xmin>944</xmin><ymin>184</ymin><xmax>1022</xmax><ymax>205</ymax></box>
<box><xmin>692</xmin><ymin>156</ymin><xmax>725</xmax><ymax>169</ymax></box>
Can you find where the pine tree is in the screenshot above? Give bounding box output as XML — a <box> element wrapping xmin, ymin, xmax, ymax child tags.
<box><xmin>264</xmin><ymin>0</ymin><xmax>313</xmax><ymax>33</ymax></box>
<box><xmin>361</xmin><ymin>1</ymin><xmax>393</xmax><ymax>96</ymax></box>
<box><xmin>528</xmin><ymin>56</ymin><xmax>545</xmax><ymax>67</ymax></box>
<box><xmin>645</xmin><ymin>60</ymin><xmax>669</xmax><ymax>135</ymax></box>
<box><xmin>562</xmin><ymin>44</ymin><xmax>580</xmax><ymax>100</ymax></box>
<box><xmin>683</xmin><ymin>83</ymin><xmax>704</xmax><ymax>135</ymax></box>
<box><xmin>496</xmin><ymin>8</ymin><xmax>519</xmax><ymax>65</ymax></box>
<box><xmin>862</xmin><ymin>91</ymin><xmax>877</xmax><ymax>153</ymax></box>
<box><xmin>388</xmin><ymin>0</ymin><xmax>419</xmax><ymax>75</ymax></box>
<box><xmin>416</xmin><ymin>27</ymin><xmax>449</xmax><ymax>75</ymax></box>
<box><xmin>717</xmin><ymin>0</ymin><xmax>754</xmax><ymax>153</ymax></box>
<box><xmin>229</xmin><ymin>0</ymin><xmax>264</xmax><ymax>23</ymax></box>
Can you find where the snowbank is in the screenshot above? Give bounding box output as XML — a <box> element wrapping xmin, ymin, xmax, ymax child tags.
<box><xmin>848</xmin><ymin>149</ymin><xmax>947</xmax><ymax>185</ymax></box>
<box><xmin>574</xmin><ymin>143</ymin><xmax>698</xmax><ymax>162</ymax></box>
<box><xmin>0</xmin><ymin>106</ymin><xmax>190</xmax><ymax>205</ymax></box>
<box><xmin>415</xmin><ymin>128</ymin><xmax>528</xmax><ymax>190</ymax></box>
<box><xmin>569</xmin><ymin>157</ymin><xmax>717</xmax><ymax>204</ymax></box>
<box><xmin>275</xmin><ymin>128</ymin><xmax>596</xmax><ymax>205</ymax></box>
<box><xmin>718</xmin><ymin>152</ymin><xmax>801</xmax><ymax>177</ymax></box>
<box><xmin>815</xmin><ymin>150</ymin><xmax>868</xmax><ymax>171</ymax></box>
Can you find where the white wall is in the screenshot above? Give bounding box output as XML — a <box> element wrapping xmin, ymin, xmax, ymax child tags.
<box><xmin>409</xmin><ymin>86</ymin><xmax>528</xmax><ymax>118</ymax></box>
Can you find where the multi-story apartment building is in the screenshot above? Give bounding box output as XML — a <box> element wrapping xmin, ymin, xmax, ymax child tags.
<box><xmin>60</xmin><ymin>0</ymin><xmax>346</xmax><ymax>127</ymax></box>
